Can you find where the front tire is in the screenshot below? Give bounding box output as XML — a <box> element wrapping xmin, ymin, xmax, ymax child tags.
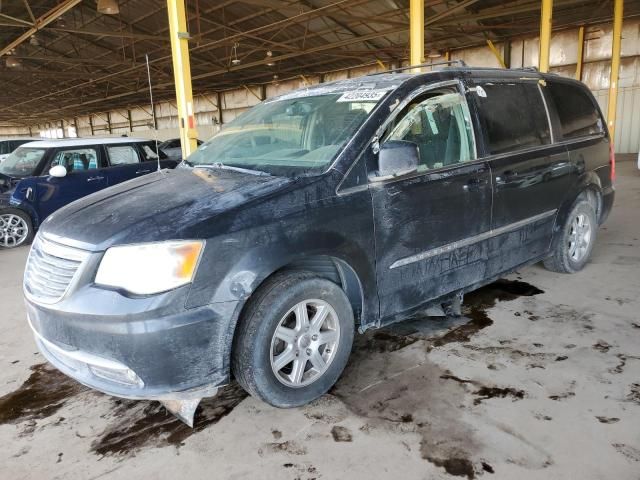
<box><xmin>544</xmin><ymin>198</ymin><xmax>597</xmax><ymax>273</ymax></box>
<box><xmin>232</xmin><ymin>271</ymin><xmax>354</xmax><ymax>408</ymax></box>
<box><xmin>0</xmin><ymin>208</ymin><xmax>34</xmax><ymax>249</ymax></box>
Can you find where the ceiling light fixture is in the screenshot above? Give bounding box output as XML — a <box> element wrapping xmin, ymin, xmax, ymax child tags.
<box><xmin>427</xmin><ymin>49</ymin><xmax>443</xmax><ymax>59</ymax></box>
<box><xmin>97</xmin><ymin>0</ymin><xmax>120</xmax><ymax>15</ymax></box>
<box><xmin>29</xmin><ymin>35</ymin><xmax>40</xmax><ymax>46</ymax></box>
<box><xmin>6</xmin><ymin>57</ymin><xmax>22</xmax><ymax>68</ymax></box>
<box><xmin>266</xmin><ymin>50</ymin><xmax>275</xmax><ymax>66</ymax></box>
<box><xmin>231</xmin><ymin>43</ymin><xmax>241</xmax><ymax>65</ymax></box>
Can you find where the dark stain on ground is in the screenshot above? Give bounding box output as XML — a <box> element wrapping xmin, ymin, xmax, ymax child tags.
<box><xmin>596</xmin><ymin>416</ymin><xmax>620</xmax><ymax>424</ymax></box>
<box><xmin>424</xmin><ymin>455</ymin><xmax>476</xmax><ymax>479</ymax></box>
<box><xmin>627</xmin><ymin>383</ymin><xmax>640</xmax><ymax>405</ymax></box>
<box><xmin>593</xmin><ymin>341</ymin><xmax>612</xmax><ymax>353</ymax></box>
<box><xmin>90</xmin><ymin>382</ymin><xmax>248</xmax><ymax>457</ymax></box>
<box><xmin>331</xmin><ymin>425</ymin><xmax>353</xmax><ymax>442</ymax></box>
<box><xmin>481</xmin><ymin>462</ymin><xmax>495</xmax><ymax>474</ymax></box>
<box><xmin>0</xmin><ymin>363</ymin><xmax>86</xmax><ymax>426</ymax></box>
<box><xmin>356</xmin><ymin>330</ymin><xmax>420</xmax><ymax>353</ymax></box>
<box><xmin>433</xmin><ymin>280</ymin><xmax>544</xmax><ymax>347</ymax></box>
<box><xmin>473</xmin><ymin>386</ymin><xmax>525</xmax><ymax>405</ymax></box>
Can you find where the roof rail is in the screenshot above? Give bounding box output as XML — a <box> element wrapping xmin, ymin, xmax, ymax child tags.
<box><xmin>368</xmin><ymin>59</ymin><xmax>467</xmax><ymax>76</ymax></box>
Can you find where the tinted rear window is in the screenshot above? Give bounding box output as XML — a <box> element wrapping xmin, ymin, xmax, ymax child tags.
<box><xmin>546</xmin><ymin>82</ymin><xmax>603</xmax><ymax>140</ymax></box>
<box><xmin>475</xmin><ymin>82</ymin><xmax>551</xmax><ymax>155</ymax></box>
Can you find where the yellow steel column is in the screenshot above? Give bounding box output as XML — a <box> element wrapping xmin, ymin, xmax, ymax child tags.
<box><xmin>410</xmin><ymin>0</ymin><xmax>424</xmax><ymax>70</ymax></box>
<box><xmin>486</xmin><ymin>39</ymin><xmax>506</xmax><ymax>68</ymax></box>
<box><xmin>575</xmin><ymin>25</ymin><xmax>585</xmax><ymax>80</ymax></box>
<box><xmin>539</xmin><ymin>0</ymin><xmax>553</xmax><ymax>72</ymax></box>
<box><xmin>607</xmin><ymin>0</ymin><xmax>624</xmax><ymax>140</ymax></box>
<box><xmin>167</xmin><ymin>0</ymin><xmax>198</xmax><ymax>159</ymax></box>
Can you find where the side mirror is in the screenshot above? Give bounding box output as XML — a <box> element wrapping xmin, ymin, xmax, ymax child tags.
<box><xmin>49</xmin><ymin>165</ymin><xmax>68</xmax><ymax>178</ymax></box>
<box><xmin>376</xmin><ymin>140</ymin><xmax>420</xmax><ymax>178</ymax></box>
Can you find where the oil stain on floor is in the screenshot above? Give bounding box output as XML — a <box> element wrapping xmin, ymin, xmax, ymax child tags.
<box><xmin>0</xmin><ymin>364</ymin><xmax>86</xmax><ymax>426</ymax></box>
<box><xmin>91</xmin><ymin>383</ymin><xmax>248</xmax><ymax>457</ymax></box>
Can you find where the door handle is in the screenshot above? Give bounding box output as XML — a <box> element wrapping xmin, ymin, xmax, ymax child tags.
<box><xmin>136</xmin><ymin>169</ymin><xmax>151</xmax><ymax>175</ymax></box>
<box><xmin>87</xmin><ymin>176</ymin><xmax>104</xmax><ymax>182</ymax></box>
<box><xmin>463</xmin><ymin>177</ymin><xmax>487</xmax><ymax>191</ymax></box>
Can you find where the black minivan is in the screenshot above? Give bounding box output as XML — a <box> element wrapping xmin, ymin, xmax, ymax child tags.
<box><xmin>24</xmin><ymin>67</ymin><xmax>614</xmax><ymax>424</ymax></box>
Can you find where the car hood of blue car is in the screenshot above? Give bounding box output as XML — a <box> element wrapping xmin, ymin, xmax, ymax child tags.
<box><xmin>39</xmin><ymin>166</ymin><xmax>295</xmax><ymax>251</ymax></box>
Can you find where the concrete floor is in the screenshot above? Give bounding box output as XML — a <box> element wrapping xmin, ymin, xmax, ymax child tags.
<box><xmin>1</xmin><ymin>158</ymin><xmax>639</xmax><ymax>480</ymax></box>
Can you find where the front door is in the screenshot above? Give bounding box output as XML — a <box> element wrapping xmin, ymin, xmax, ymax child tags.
<box><xmin>33</xmin><ymin>146</ymin><xmax>107</xmax><ymax>221</ymax></box>
<box><xmin>367</xmin><ymin>85</ymin><xmax>492</xmax><ymax>320</ymax></box>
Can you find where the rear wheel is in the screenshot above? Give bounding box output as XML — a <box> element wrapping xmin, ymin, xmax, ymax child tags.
<box><xmin>544</xmin><ymin>199</ymin><xmax>597</xmax><ymax>273</ymax></box>
<box><xmin>232</xmin><ymin>271</ymin><xmax>354</xmax><ymax>407</ymax></box>
<box><xmin>0</xmin><ymin>209</ymin><xmax>33</xmax><ymax>249</ymax></box>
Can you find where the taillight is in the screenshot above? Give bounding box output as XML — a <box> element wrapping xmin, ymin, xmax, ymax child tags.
<box><xmin>609</xmin><ymin>142</ymin><xmax>616</xmax><ymax>182</ymax></box>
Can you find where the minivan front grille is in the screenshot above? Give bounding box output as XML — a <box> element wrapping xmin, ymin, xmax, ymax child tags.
<box><xmin>24</xmin><ymin>235</ymin><xmax>90</xmax><ymax>304</ymax></box>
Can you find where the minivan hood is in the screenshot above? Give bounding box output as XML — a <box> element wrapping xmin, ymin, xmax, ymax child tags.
<box><xmin>40</xmin><ymin>167</ymin><xmax>294</xmax><ymax>251</ymax></box>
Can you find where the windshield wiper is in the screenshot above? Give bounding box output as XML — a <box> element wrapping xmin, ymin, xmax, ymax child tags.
<box><xmin>196</xmin><ymin>162</ymin><xmax>271</xmax><ymax>176</ymax></box>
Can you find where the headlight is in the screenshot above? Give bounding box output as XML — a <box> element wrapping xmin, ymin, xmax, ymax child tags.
<box><xmin>95</xmin><ymin>241</ymin><xmax>204</xmax><ymax>295</ymax></box>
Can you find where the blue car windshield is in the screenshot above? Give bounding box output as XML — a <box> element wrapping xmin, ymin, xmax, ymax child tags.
<box><xmin>186</xmin><ymin>92</ymin><xmax>385</xmax><ymax>176</ymax></box>
<box><xmin>0</xmin><ymin>147</ymin><xmax>46</xmax><ymax>177</ymax></box>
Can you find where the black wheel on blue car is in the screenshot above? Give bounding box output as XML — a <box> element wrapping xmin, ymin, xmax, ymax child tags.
<box><xmin>544</xmin><ymin>198</ymin><xmax>597</xmax><ymax>274</ymax></box>
<box><xmin>232</xmin><ymin>271</ymin><xmax>354</xmax><ymax>407</ymax></box>
<box><xmin>0</xmin><ymin>208</ymin><xmax>34</xmax><ymax>249</ymax></box>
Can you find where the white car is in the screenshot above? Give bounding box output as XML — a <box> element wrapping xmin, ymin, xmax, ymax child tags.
<box><xmin>159</xmin><ymin>138</ymin><xmax>203</xmax><ymax>161</ymax></box>
<box><xmin>0</xmin><ymin>137</ymin><xmax>40</xmax><ymax>163</ymax></box>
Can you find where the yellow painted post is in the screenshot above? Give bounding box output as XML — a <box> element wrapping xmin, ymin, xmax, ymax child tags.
<box><xmin>486</xmin><ymin>39</ymin><xmax>506</xmax><ymax>68</ymax></box>
<box><xmin>539</xmin><ymin>0</ymin><xmax>553</xmax><ymax>72</ymax></box>
<box><xmin>409</xmin><ymin>0</ymin><xmax>424</xmax><ymax>71</ymax></box>
<box><xmin>575</xmin><ymin>26</ymin><xmax>585</xmax><ymax>80</ymax></box>
<box><xmin>167</xmin><ymin>0</ymin><xmax>198</xmax><ymax>159</ymax></box>
<box><xmin>607</xmin><ymin>0</ymin><xmax>624</xmax><ymax>140</ymax></box>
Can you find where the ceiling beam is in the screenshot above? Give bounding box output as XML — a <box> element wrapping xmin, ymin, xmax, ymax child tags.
<box><xmin>0</xmin><ymin>0</ymin><xmax>82</xmax><ymax>57</ymax></box>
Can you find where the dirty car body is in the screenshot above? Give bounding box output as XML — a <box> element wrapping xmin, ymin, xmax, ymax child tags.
<box><xmin>24</xmin><ymin>68</ymin><xmax>614</xmax><ymax>424</ymax></box>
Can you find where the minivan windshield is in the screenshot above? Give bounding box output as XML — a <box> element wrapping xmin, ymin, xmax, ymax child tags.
<box><xmin>186</xmin><ymin>92</ymin><xmax>385</xmax><ymax>176</ymax></box>
<box><xmin>0</xmin><ymin>147</ymin><xmax>46</xmax><ymax>177</ymax></box>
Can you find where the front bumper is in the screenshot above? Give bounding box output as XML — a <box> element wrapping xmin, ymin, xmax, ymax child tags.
<box><xmin>26</xmin><ymin>286</ymin><xmax>239</xmax><ymax>400</ymax></box>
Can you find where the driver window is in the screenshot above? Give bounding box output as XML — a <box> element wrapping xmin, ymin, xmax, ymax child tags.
<box><xmin>384</xmin><ymin>92</ymin><xmax>476</xmax><ymax>172</ymax></box>
<box><xmin>51</xmin><ymin>148</ymin><xmax>99</xmax><ymax>173</ymax></box>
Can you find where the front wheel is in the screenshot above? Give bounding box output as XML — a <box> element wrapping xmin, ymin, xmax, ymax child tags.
<box><xmin>0</xmin><ymin>208</ymin><xmax>34</xmax><ymax>249</ymax></box>
<box><xmin>232</xmin><ymin>271</ymin><xmax>354</xmax><ymax>408</ymax></box>
<box><xmin>544</xmin><ymin>199</ymin><xmax>597</xmax><ymax>273</ymax></box>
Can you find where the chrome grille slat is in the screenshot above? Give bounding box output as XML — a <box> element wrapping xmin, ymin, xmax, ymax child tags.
<box><xmin>24</xmin><ymin>235</ymin><xmax>90</xmax><ymax>304</ymax></box>
<box><xmin>32</xmin><ymin>249</ymin><xmax>79</xmax><ymax>271</ymax></box>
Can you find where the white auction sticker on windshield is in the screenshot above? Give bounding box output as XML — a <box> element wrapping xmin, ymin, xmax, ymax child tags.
<box><xmin>336</xmin><ymin>89</ymin><xmax>389</xmax><ymax>102</ymax></box>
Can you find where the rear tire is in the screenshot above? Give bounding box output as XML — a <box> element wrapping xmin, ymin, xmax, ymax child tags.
<box><xmin>544</xmin><ymin>199</ymin><xmax>597</xmax><ymax>273</ymax></box>
<box><xmin>232</xmin><ymin>271</ymin><xmax>354</xmax><ymax>408</ymax></box>
<box><xmin>0</xmin><ymin>208</ymin><xmax>34</xmax><ymax>249</ymax></box>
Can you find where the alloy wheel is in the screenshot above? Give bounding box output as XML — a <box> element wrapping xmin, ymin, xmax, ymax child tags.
<box><xmin>270</xmin><ymin>299</ymin><xmax>341</xmax><ymax>388</ymax></box>
<box><xmin>0</xmin><ymin>214</ymin><xmax>29</xmax><ymax>248</ymax></box>
<box><xmin>568</xmin><ymin>213</ymin><xmax>592</xmax><ymax>262</ymax></box>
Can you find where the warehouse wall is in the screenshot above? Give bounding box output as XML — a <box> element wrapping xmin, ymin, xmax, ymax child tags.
<box><xmin>2</xmin><ymin>19</ymin><xmax>639</xmax><ymax>153</ymax></box>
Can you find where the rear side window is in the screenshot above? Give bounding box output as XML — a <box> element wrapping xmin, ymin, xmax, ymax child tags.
<box><xmin>107</xmin><ymin>145</ymin><xmax>140</xmax><ymax>165</ymax></box>
<box><xmin>474</xmin><ymin>82</ymin><xmax>551</xmax><ymax>155</ymax></box>
<box><xmin>0</xmin><ymin>142</ymin><xmax>9</xmax><ymax>155</ymax></box>
<box><xmin>546</xmin><ymin>82</ymin><xmax>604</xmax><ymax>140</ymax></box>
<box><xmin>139</xmin><ymin>141</ymin><xmax>167</xmax><ymax>161</ymax></box>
